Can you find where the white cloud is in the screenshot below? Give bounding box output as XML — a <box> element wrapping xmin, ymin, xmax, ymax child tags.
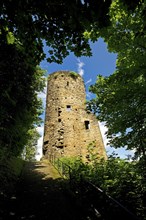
<box><xmin>35</xmin><ymin>125</ymin><xmax>44</xmax><ymax>161</ymax></box>
<box><xmin>85</xmin><ymin>78</ymin><xmax>92</xmax><ymax>85</ymax></box>
<box><xmin>98</xmin><ymin>121</ymin><xmax>109</xmax><ymax>149</ymax></box>
<box><xmin>86</xmin><ymin>92</ymin><xmax>92</xmax><ymax>99</ymax></box>
<box><xmin>36</xmin><ymin>135</ymin><xmax>43</xmax><ymax>161</ymax></box>
<box><xmin>37</xmin><ymin>91</ymin><xmax>46</xmax><ymax>100</ymax></box>
<box><xmin>37</xmin><ymin>82</ymin><xmax>47</xmax><ymax>108</ymax></box>
<box><xmin>77</xmin><ymin>58</ymin><xmax>85</xmax><ymax>77</ymax></box>
<box><xmin>36</xmin><ymin>125</ymin><xmax>44</xmax><ymax>136</ymax></box>
<box><xmin>37</xmin><ymin>136</ymin><xmax>43</xmax><ymax>150</ymax></box>
<box><xmin>99</xmin><ymin>121</ymin><xmax>135</xmax><ymax>159</ymax></box>
<box><xmin>36</xmin><ymin>83</ymin><xmax>47</xmax><ymax>161</ymax></box>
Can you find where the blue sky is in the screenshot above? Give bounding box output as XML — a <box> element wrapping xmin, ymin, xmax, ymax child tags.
<box><xmin>40</xmin><ymin>38</ymin><xmax>117</xmax><ymax>98</ymax></box>
<box><xmin>36</xmin><ymin>37</ymin><xmax>133</xmax><ymax>160</ymax></box>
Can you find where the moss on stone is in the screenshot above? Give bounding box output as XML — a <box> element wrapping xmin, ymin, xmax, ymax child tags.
<box><xmin>69</xmin><ymin>71</ymin><xmax>79</xmax><ymax>79</ymax></box>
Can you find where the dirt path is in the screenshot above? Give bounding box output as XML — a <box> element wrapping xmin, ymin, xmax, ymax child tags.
<box><xmin>1</xmin><ymin>160</ymin><xmax>86</xmax><ymax>220</ymax></box>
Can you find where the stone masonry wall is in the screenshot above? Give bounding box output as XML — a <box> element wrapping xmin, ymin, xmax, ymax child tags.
<box><xmin>43</xmin><ymin>71</ymin><xmax>107</xmax><ymax>161</ymax></box>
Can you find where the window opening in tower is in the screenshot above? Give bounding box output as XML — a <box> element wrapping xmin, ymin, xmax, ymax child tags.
<box><xmin>44</xmin><ymin>140</ymin><xmax>49</xmax><ymax>145</ymax></box>
<box><xmin>58</xmin><ymin>110</ymin><xmax>62</xmax><ymax>117</ymax></box>
<box><xmin>85</xmin><ymin>120</ymin><xmax>90</xmax><ymax>129</ymax></box>
<box><xmin>66</xmin><ymin>105</ymin><xmax>71</xmax><ymax>111</ymax></box>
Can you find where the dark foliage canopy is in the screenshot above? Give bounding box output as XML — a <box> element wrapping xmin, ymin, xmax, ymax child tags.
<box><xmin>0</xmin><ymin>0</ymin><xmax>141</xmax><ymax>63</ymax></box>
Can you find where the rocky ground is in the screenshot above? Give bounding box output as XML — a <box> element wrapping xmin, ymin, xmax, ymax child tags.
<box><xmin>0</xmin><ymin>160</ymin><xmax>87</xmax><ymax>220</ymax></box>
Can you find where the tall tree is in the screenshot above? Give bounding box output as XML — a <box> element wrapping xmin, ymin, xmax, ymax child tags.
<box><xmin>88</xmin><ymin>0</ymin><xmax>146</xmax><ymax>159</ymax></box>
<box><xmin>0</xmin><ymin>42</ymin><xmax>46</xmax><ymax>159</ymax></box>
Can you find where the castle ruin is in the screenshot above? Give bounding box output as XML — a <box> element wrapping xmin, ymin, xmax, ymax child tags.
<box><xmin>43</xmin><ymin>71</ymin><xmax>107</xmax><ymax>161</ymax></box>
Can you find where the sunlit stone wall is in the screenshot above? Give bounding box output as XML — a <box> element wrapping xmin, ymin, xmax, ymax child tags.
<box><xmin>43</xmin><ymin>71</ymin><xmax>107</xmax><ymax>161</ymax></box>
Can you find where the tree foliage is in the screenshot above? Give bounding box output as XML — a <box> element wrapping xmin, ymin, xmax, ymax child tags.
<box><xmin>22</xmin><ymin>128</ymin><xmax>41</xmax><ymax>161</ymax></box>
<box><xmin>0</xmin><ymin>41</ymin><xmax>46</xmax><ymax>159</ymax></box>
<box><xmin>64</xmin><ymin>155</ymin><xmax>145</xmax><ymax>219</ymax></box>
<box><xmin>0</xmin><ymin>0</ymin><xmax>142</xmax><ymax>64</ymax></box>
<box><xmin>87</xmin><ymin>0</ymin><xmax>146</xmax><ymax>160</ymax></box>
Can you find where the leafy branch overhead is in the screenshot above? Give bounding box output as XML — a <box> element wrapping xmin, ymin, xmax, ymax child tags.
<box><xmin>0</xmin><ymin>0</ymin><xmax>142</xmax><ymax>64</ymax></box>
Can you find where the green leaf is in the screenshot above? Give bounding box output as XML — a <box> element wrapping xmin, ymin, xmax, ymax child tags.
<box><xmin>6</xmin><ymin>32</ymin><xmax>15</xmax><ymax>44</ymax></box>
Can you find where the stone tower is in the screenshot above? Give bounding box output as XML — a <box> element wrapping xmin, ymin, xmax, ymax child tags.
<box><xmin>43</xmin><ymin>71</ymin><xmax>107</xmax><ymax>161</ymax></box>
